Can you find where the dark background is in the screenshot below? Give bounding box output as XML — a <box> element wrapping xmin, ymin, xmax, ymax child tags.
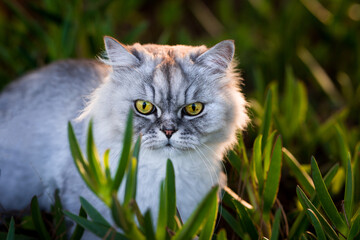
<box><xmin>0</xmin><ymin>0</ymin><xmax>359</xmax><ymax>238</ymax></box>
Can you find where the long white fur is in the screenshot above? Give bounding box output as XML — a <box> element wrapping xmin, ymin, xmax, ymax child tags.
<box><xmin>0</xmin><ymin>37</ymin><xmax>249</xmax><ymax>239</ymax></box>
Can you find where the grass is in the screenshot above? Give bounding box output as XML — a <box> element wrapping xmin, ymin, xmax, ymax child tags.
<box><xmin>1</xmin><ymin>0</ymin><xmax>360</xmax><ymax>239</ymax></box>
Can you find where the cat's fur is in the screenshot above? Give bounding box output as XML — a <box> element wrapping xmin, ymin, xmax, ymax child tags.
<box><xmin>0</xmin><ymin>37</ymin><xmax>249</xmax><ymax>236</ymax></box>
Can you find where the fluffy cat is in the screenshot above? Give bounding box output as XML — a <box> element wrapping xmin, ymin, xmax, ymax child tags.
<box><xmin>0</xmin><ymin>36</ymin><xmax>249</xmax><ymax>237</ymax></box>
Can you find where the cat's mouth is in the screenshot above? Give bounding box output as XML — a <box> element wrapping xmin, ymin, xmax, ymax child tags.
<box><xmin>142</xmin><ymin>137</ymin><xmax>197</xmax><ymax>151</ymax></box>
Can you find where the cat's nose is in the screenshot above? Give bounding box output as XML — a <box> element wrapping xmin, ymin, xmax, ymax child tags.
<box><xmin>161</xmin><ymin>128</ymin><xmax>177</xmax><ymax>139</ymax></box>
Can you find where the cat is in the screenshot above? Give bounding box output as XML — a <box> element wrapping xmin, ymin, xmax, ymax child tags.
<box><xmin>0</xmin><ymin>36</ymin><xmax>249</xmax><ymax>237</ymax></box>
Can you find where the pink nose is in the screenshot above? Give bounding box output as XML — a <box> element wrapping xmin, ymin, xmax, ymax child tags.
<box><xmin>162</xmin><ymin>129</ymin><xmax>176</xmax><ymax>139</ymax></box>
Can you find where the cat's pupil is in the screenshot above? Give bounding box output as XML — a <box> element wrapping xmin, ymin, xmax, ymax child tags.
<box><xmin>142</xmin><ymin>102</ymin><xmax>147</xmax><ymax>109</ymax></box>
<box><xmin>192</xmin><ymin>104</ymin><xmax>196</xmax><ymax>111</ymax></box>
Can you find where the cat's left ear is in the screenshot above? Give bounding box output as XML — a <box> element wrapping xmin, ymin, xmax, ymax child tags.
<box><xmin>103</xmin><ymin>36</ymin><xmax>140</xmax><ymax>67</ymax></box>
<box><xmin>195</xmin><ymin>40</ymin><xmax>235</xmax><ymax>71</ymax></box>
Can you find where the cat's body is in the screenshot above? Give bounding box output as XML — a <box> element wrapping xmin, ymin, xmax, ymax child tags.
<box><xmin>0</xmin><ymin>37</ymin><xmax>249</xmax><ymax>237</ymax></box>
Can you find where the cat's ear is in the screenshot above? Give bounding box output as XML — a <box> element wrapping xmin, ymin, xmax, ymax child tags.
<box><xmin>195</xmin><ymin>40</ymin><xmax>235</xmax><ymax>71</ymax></box>
<box><xmin>103</xmin><ymin>36</ymin><xmax>140</xmax><ymax>67</ymax></box>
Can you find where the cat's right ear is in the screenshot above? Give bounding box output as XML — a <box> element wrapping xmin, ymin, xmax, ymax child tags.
<box><xmin>103</xmin><ymin>36</ymin><xmax>140</xmax><ymax>67</ymax></box>
<box><xmin>195</xmin><ymin>40</ymin><xmax>235</xmax><ymax>72</ymax></box>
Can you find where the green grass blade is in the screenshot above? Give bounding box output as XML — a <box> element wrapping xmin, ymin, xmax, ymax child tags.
<box><xmin>253</xmin><ymin>135</ymin><xmax>264</xmax><ymax>192</ymax></box>
<box><xmin>131</xmin><ymin>136</ymin><xmax>141</xmax><ymax>202</ymax></box>
<box><xmin>263</xmin><ymin>136</ymin><xmax>282</xmax><ymax>221</ymax></box>
<box><xmin>173</xmin><ymin>186</ymin><xmax>219</xmax><ymax>240</ymax></box>
<box><xmin>6</xmin><ymin>217</ymin><xmax>15</xmax><ymax>240</ymax></box>
<box><xmin>129</xmin><ymin>201</ymin><xmax>145</xmax><ymax>228</ymax></box>
<box><xmin>68</xmin><ymin>121</ymin><xmax>88</xmax><ymax>171</ymax></box>
<box><xmin>263</xmin><ymin>131</ymin><xmax>277</xmax><ymax>175</ymax></box>
<box><xmin>68</xmin><ymin>122</ymin><xmax>94</xmax><ymax>192</ymax></box>
<box><xmin>227</xmin><ymin>150</ymin><xmax>242</xmax><ymax>173</ymax></box>
<box><xmin>335</xmin><ymin>124</ymin><xmax>350</xmax><ymax>168</ymax></box>
<box><xmin>132</xmin><ymin>135</ymin><xmax>141</xmax><ymax>160</ymax></box>
<box><xmin>80</xmin><ymin>197</ymin><xmax>111</xmax><ymax>227</ymax></box>
<box><xmin>260</xmin><ymin>88</ymin><xmax>273</xmax><ymax>153</ymax></box>
<box><xmin>64</xmin><ymin>210</ymin><xmax>127</xmax><ymax>239</ymax></box>
<box><xmin>144</xmin><ymin>211</ymin><xmax>156</xmax><ymax>240</ymax></box>
<box><xmin>300</xmin><ymin>234</ymin><xmax>309</xmax><ymax>240</ymax></box>
<box><xmin>103</xmin><ymin>149</ymin><xmax>112</xmax><ymax>181</ymax></box>
<box><xmin>306</xmin><ymin>209</ymin><xmax>326</xmax><ymax>240</ymax></box>
<box><xmin>324</xmin><ymin>163</ymin><xmax>340</xmax><ymax>188</ymax></box>
<box><xmin>124</xmin><ymin>157</ymin><xmax>138</xmax><ymax>206</ymax></box>
<box><xmin>86</xmin><ymin>119</ymin><xmax>102</xmax><ymax>186</ymax></box>
<box><xmin>233</xmin><ymin>199</ymin><xmax>258</xmax><ymax>239</ymax></box>
<box><xmin>344</xmin><ymin>153</ymin><xmax>354</xmax><ymax>223</ymax></box>
<box><xmin>70</xmin><ymin>207</ymin><xmax>87</xmax><ymax>240</ymax></box>
<box><xmin>283</xmin><ymin>66</ymin><xmax>295</xmax><ymax>123</ymax></box>
<box><xmin>223</xmin><ymin>186</ymin><xmax>253</xmax><ymax>210</ymax></box>
<box><xmin>165</xmin><ymin>159</ymin><xmax>176</xmax><ymax>230</ymax></box>
<box><xmin>354</xmin><ymin>143</ymin><xmax>360</xmax><ymax>204</ymax></box>
<box><xmin>289</xmin><ymin>162</ymin><xmax>339</xmax><ymax>239</ymax></box>
<box><xmin>113</xmin><ymin>110</ymin><xmax>133</xmax><ymax>191</ymax></box>
<box><xmin>217</xmin><ymin>229</ymin><xmax>228</xmax><ymax>240</ymax></box>
<box><xmin>220</xmin><ymin>206</ymin><xmax>245</xmax><ymax>238</ymax></box>
<box><xmin>283</xmin><ymin>147</ymin><xmax>314</xmax><ymax>194</ymax></box>
<box><xmin>311</xmin><ymin>157</ymin><xmax>347</xmax><ymax>235</ymax></box>
<box><xmin>348</xmin><ymin>212</ymin><xmax>360</xmax><ymax>240</ymax></box>
<box><xmin>156</xmin><ymin>181</ymin><xmax>167</xmax><ymax>239</ymax></box>
<box><xmin>110</xmin><ymin>194</ymin><xmax>145</xmax><ymax>240</ymax></box>
<box><xmin>198</xmin><ymin>190</ymin><xmax>218</xmax><ymax>240</ymax></box>
<box><xmin>270</xmin><ymin>209</ymin><xmax>281</xmax><ymax>240</ymax></box>
<box><xmin>296</xmin><ymin>81</ymin><xmax>308</xmax><ymax>127</ymax></box>
<box><xmin>30</xmin><ymin>196</ymin><xmax>51</xmax><ymax>240</ymax></box>
<box><xmin>237</xmin><ymin>134</ymin><xmax>249</xmax><ymax>164</ymax></box>
<box><xmin>288</xmin><ymin>210</ymin><xmax>309</xmax><ymax>240</ymax></box>
<box><xmin>52</xmin><ymin>190</ymin><xmax>67</xmax><ymax>240</ymax></box>
<box><xmin>306</xmin><ymin>232</ymin><xmax>318</xmax><ymax>240</ymax></box>
<box><xmin>111</xmin><ymin>194</ymin><xmax>129</xmax><ymax>233</ymax></box>
<box><xmin>296</xmin><ymin>186</ymin><xmax>339</xmax><ymax>240</ymax></box>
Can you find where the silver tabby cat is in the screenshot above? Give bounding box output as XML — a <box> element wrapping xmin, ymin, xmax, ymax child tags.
<box><xmin>0</xmin><ymin>36</ymin><xmax>249</xmax><ymax>237</ymax></box>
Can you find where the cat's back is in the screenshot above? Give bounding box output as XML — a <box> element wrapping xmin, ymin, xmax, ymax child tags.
<box><xmin>0</xmin><ymin>59</ymin><xmax>110</xmax><ymax>163</ymax></box>
<box><xmin>0</xmin><ymin>60</ymin><xmax>110</xmax><ymax>210</ymax></box>
<box><xmin>0</xmin><ymin>60</ymin><xmax>109</xmax><ymax>118</ymax></box>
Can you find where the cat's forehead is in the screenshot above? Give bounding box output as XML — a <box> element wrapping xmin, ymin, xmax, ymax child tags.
<box><xmin>120</xmin><ymin>43</ymin><xmax>224</xmax><ymax>105</ymax></box>
<box><xmin>130</xmin><ymin>43</ymin><xmax>208</xmax><ymax>60</ymax></box>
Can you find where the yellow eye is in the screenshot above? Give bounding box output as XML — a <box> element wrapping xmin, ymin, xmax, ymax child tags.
<box><xmin>135</xmin><ymin>100</ymin><xmax>154</xmax><ymax>115</ymax></box>
<box><xmin>184</xmin><ymin>102</ymin><xmax>204</xmax><ymax>116</ymax></box>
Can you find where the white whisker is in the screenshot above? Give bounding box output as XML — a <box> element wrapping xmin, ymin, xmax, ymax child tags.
<box><xmin>193</xmin><ymin>145</ymin><xmax>217</xmax><ymax>187</ymax></box>
<box><xmin>199</xmin><ymin>142</ymin><xmax>227</xmax><ymax>230</ymax></box>
<box><xmin>192</xmin><ymin>147</ymin><xmax>214</xmax><ymax>186</ymax></box>
<box><xmin>200</xmin><ymin>142</ymin><xmax>228</xmax><ymax>191</ymax></box>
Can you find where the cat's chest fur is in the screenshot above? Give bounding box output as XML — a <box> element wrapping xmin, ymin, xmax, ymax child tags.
<box><xmin>133</xmin><ymin>149</ymin><xmax>223</xmax><ymax>221</ymax></box>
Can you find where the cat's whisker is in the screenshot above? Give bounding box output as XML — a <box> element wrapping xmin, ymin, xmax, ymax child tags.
<box><xmin>194</xmin><ymin>145</ymin><xmax>224</xmax><ymax>230</ymax></box>
<box><xmin>195</xmin><ymin>145</ymin><xmax>219</xmax><ymax>183</ymax></box>
<box><xmin>199</xmin><ymin>142</ymin><xmax>229</xmax><ymax>192</ymax></box>
<box><xmin>191</xmin><ymin>147</ymin><xmax>213</xmax><ymax>186</ymax></box>
<box><xmin>199</xmin><ymin>143</ymin><xmax>226</xmax><ymax>230</ymax></box>
<box><xmin>193</xmin><ymin>146</ymin><xmax>216</xmax><ymax>187</ymax></box>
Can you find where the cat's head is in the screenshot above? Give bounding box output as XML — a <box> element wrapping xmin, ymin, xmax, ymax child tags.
<box><xmin>94</xmin><ymin>36</ymin><xmax>249</xmax><ymax>156</ymax></box>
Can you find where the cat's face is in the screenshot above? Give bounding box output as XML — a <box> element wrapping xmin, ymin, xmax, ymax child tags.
<box><xmin>102</xmin><ymin>37</ymin><xmax>248</xmax><ymax>156</ymax></box>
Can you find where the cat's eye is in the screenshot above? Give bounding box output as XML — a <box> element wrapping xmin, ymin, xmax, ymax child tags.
<box><xmin>183</xmin><ymin>102</ymin><xmax>204</xmax><ymax>116</ymax></box>
<box><xmin>135</xmin><ymin>100</ymin><xmax>155</xmax><ymax>115</ymax></box>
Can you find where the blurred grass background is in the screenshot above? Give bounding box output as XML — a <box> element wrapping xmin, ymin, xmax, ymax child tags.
<box><xmin>1</xmin><ymin>0</ymin><xmax>359</xmax><ymax>161</ymax></box>
<box><xmin>0</xmin><ymin>0</ymin><xmax>359</xmax><ymax>237</ymax></box>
